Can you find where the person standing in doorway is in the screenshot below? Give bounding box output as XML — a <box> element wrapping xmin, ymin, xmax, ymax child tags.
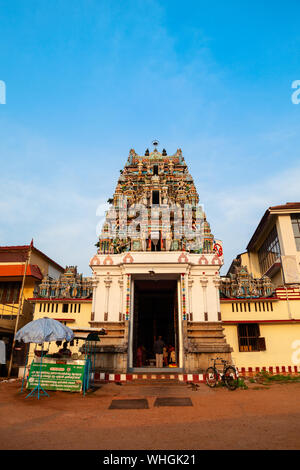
<box><xmin>153</xmin><ymin>336</ymin><xmax>164</xmax><ymax>368</ymax></box>
<box><xmin>136</xmin><ymin>345</ymin><xmax>145</xmax><ymax>367</ymax></box>
<box><xmin>163</xmin><ymin>345</ymin><xmax>169</xmax><ymax>367</ymax></box>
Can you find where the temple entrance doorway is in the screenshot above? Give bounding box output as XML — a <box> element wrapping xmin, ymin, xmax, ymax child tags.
<box><xmin>132</xmin><ymin>279</ymin><xmax>179</xmax><ymax>370</ymax></box>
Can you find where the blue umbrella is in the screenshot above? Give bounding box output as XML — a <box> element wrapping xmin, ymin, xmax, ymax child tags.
<box><xmin>16</xmin><ymin>318</ymin><xmax>74</xmax><ymax>399</ymax></box>
<box><xmin>15</xmin><ymin>317</ymin><xmax>74</xmax><ymax>343</ymax></box>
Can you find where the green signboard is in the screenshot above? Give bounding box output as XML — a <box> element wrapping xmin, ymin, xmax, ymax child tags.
<box><xmin>27</xmin><ymin>362</ymin><xmax>85</xmax><ymax>392</ymax></box>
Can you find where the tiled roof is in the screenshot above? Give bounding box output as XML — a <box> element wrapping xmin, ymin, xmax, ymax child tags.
<box><xmin>0</xmin><ymin>264</ymin><xmax>43</xmax><ymax>280</ymax></box>
<box><xmin>269</xmin><ymin>202</ymin><xmax>300</xmax><ymax>211</ymax></box>
<box><xmin>0</xmin><ymin>244</ymin><xmax>64</xmax><ymax>272</ymax></box>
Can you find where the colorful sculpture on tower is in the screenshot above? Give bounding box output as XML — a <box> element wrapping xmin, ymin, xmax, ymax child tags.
<box><xmin>96</xmin><ymin>147</ymin><xmax>218</xmax><ymax>255</ymax></box>
<box><xmin>36</xmin><ymin>266</ymin><xmax>93</xmax><ymax>299</ymax></box>
<box><xmin>220</xmin><ymin>258</ymin><xmax>274</xmax><ymax>299</ymax></box>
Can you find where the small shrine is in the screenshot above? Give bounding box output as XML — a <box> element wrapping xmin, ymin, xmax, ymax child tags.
<box><xmin>220</xmin><ymin>258</ymin><xmax>274</xmax><ymax>299</ymax></box>
<box><xmin>36</xmin><ymin>266</ymin><xmax>93</xmax><ymax>299</ymax></box>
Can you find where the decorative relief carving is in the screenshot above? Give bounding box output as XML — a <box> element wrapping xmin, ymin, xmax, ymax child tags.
<box><xmin>123</xmin><ymin>253</ymin><xmax>134</xmax><ymax>263</ymax></box>
<box><xmin>90</xmin><ymin>255</ymin><xmax>100</xmax><ymax>266</ymax></box>
<box><xmin>198</xmin><ymin>255</ymin><xmax>208</xmax><ymax>265</ymax></box>
<box><xmin>178</xmin><ymin>252</ymin><xmax>189</xmax><ymax>263</ymax></box>
<box><xmin>103</xmin><ymin>255</ymin><xmax>113</xmax><ymax>265</ymax></box>
<box><xmin>220</xmin><ymin>259</ymin><xmax>274</xmax><ymax>299</ymax></box>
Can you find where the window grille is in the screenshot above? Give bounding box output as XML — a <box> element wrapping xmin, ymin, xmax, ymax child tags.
<box><xmin>291</xmin><ymin>214</ymin><xmax>300</xmax><ymax>251</ymax></box>
<box><xmin>238</xmin><ymin>323</ymin><xmax>266</xmax><ymax>352</ymax></box>
<box><xmin>258</xmin><ymin>226</ymin><xmax>281</xmax><ymax>274</ymax></box>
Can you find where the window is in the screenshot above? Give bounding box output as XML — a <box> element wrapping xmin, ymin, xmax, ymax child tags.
<box><xmin>291</xmin><ymin>214</ymin><xmax>300</xmax><ymax>251</ymax></box>
<box><xmin>258</xmin><ymin>226</ymin><xmax>281</xmax><ymax>274</ymax></box>
<box><xmin>152</xmin><ymin>190</ymin><xmax>159</xmax><ymax>204</ymax></box>
<box><xmin>238</xmin><ymin>323</ymin><xmax>266</xmax><ymax>352</ymax></box>
<box><xmin>62</xmin><ymin>304</ymin><xmax>69</xmax><ymax>313</ymax></box>
<box><xmin>153</xmin><ymin>165</ymin><xmax>158</xmax><ymax>175</ymax></box>
<box><xmin>0</xmin><ymin>282</ymin><xmax>21</xmax><ymax>304</ymax></box>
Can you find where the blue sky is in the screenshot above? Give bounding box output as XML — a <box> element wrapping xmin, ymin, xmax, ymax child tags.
<box><xmin>0</xmin><ymin>1</ymin><xmax>300</xmax><ymax>275</ymax></box>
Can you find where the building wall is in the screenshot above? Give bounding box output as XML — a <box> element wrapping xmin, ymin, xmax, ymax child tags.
<box><xmin>0</xmin><ymin>247</ymin><xmax>64</xmax><ymax>336</ymax></box>
<box><xmin>221</xmin><ymin>290</ymin><xmax>300</xmax><ymax>369</ymax></box>
<box><xmin>271</xmin><ymin>269</ymin><xmax>284</xmax><ymax>287</ymax></box>
<box><xmin>23</xmin><ymin>278</ymin><xmax>37</xmax><ymax>301</ymax></box>
<box><xmin>0</xmin><ymin>278</ymin><xmax>36</xmax><ymax>334</ymax></box>
<box><xmin>29</xmin><ymin>300</ymin><xmax>92</xmax><ymax>356</ymax></box>
<box><xmin>30</xmin><ymin>250</ymin><xmax>63</xmax><ymax>279</ymax></box>
<box><xmin>276</xmin><ymin>215</ymin><xmax>297</xmax><ymax>256</ymax></box>
<box><xmin>224</xmin><ymin>323</ymin><xmax>300</xmax><ymax>369</ymax></box>
<box><xmin>246</xmin><ymin>212</ymin><xmax>300</xmax><ymax>284</ymax></box>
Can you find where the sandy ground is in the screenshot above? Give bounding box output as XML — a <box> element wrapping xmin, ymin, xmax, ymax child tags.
<box><xmin>0</xmin><ymin>379</ymin><xmax>299</xmax><ymax>450</ymax></box>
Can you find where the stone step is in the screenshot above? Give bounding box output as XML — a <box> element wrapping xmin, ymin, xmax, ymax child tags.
<box><xmin>127</xmin><ymin>379</ymin><xmax>184</xmax><ymax>385</ymax></box>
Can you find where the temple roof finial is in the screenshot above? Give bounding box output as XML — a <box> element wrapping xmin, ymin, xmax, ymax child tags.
<box><xmin>152</xmin><ymin>139</ymin><xmax>159</xmax><ymax>150</ymax></box>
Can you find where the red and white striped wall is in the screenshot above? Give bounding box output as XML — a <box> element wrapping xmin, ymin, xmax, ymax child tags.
<box><xmin>238</xmin><ymin>365</ymin><xmax>300</xmax><ymax>375</ymax></box>
<box><xmin>93</xmin><ymin>365</ymin><xmax>300</xmax><ymax>383</ymax></box>
<box><xmin>94</xmin><ymin>372</ymin><xmax>206</xmax><ymax>383</ymax></box>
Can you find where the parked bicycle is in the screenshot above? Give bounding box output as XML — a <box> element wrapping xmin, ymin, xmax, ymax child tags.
<box><xmin>206</xmin><ymin>357</ymin><xmax>239</xmax><ymax>390</ymax></box>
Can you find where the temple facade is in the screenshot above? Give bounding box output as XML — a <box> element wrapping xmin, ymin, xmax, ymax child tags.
<box><xmin>89</xmin><ymin>146</ymin><xmax>232</xmax><ymax>373</ymax></box>
<box><xmin>25</xmin><ymin>152</ymin><xmax>300</xmax><ymax>377</ymax></box>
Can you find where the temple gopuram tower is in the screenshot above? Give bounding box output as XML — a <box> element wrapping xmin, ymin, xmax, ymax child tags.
<box><xmin>89</xmin><ymin>145</ymin><xmax>232</xmax><ymax>373</ymax></box>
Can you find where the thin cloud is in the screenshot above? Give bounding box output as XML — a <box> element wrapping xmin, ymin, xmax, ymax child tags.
<box><xmin>204</xmin><ymin>165</ymin><xmax>300</xmax><ymax>273</ymax></box>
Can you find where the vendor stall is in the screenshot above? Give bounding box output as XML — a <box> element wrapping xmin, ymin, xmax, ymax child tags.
<box><xmin>26</xmin><ymin>354</ymin><xmax>87</xmax><ymax>393</ymax></box>
<box><xmin>15</xmin><ymin>317</ymin><xmax>101</xmax><ymax>398</ymax></box>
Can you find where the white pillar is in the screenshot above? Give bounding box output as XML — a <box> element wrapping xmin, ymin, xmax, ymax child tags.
<box><xmin>118</xmin><ymin>277</ymin><xmax>124</xmax><ymax>321</ymax></box>
<box><xmin>104</xmin><ymin>275</ymin><xmax>112</xmax><ymax>321</ymax></box>
<box><xmin>188</xmin><ymin>278</ymin><xmax>194</xmax><ymax>321</ymax></box>
<box><xmin>200</xmin><ymin>278</ymin><xmax>208</xmax><ymax>321</ymax></box>
<box><xmin>128</xmin><ymin>275</ymin><xmax>134</xmax><ymax>368</ymax></box>
<box><xmin>91</xmin><ymin>274</ymin><xmax>99</xmax><ymax>321</ymax></box>
<box><xmin>180</xmin><ymin>273</ymin><xmax>187</xmax><ymax>320</ymax></box>
<box><xmin>213</xmin><ymin>278</ymin><xmax>222</xmax><ymax>321</ymax></box>
<box><xmin>177</xmin><ymin>277</ymin><xmax>183</xmax><ymax>369</ymax></box>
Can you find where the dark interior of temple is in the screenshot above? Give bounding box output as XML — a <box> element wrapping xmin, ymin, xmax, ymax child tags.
<box><xmin>133</xmin><ymin>280</ymin><xmax>178</xmax><ymax>368</ymax></box>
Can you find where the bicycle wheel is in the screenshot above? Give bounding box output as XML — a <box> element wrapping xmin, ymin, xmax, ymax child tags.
<box><xmin>224</xmin><ymin>366</ymin><xmax>238</xmax><ymax>390</ymax></box>
<box><xmin>206</xmin><ymin>367</ymin><xmax>218</xmax><ymax>388</ymax></box>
